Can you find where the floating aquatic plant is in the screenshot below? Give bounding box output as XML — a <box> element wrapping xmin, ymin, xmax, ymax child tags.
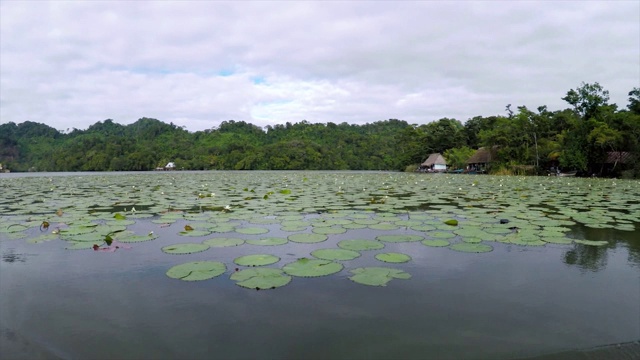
<box><xmin>166</xmin><ymin>261</ymin><xmax>226</xmax><ymax>281</ymax></box>
<box><xmin>376</xmin><ymin>235</ymin><xmax>423</xmax><ymax>243</ymax></box>
<box><xmin>203</xmin><ymin>237</ymin><xmax>245</xmax><ymax>247</ymax></box>
<box><xmin>337</xmin><ymin>239</ymin><xmax>384</xmax><ymax>251</ymax></box>
<box><xmin>230</xmin><ymin>268</ymin><xmax>292</xmax><ymax>289</ymax></box>
<box><xmin>311</xmin><ymin>248</ymin><xmax>361</xmax><ymax>261</ymax></box>
<box><xmin>449</xmin><ymin>242</ymin><xmax>493</xmax><ymax>253</ymax></box>
<box><xmin>349</xmin><ymin>267</ymin><xmax>411</xmax><ymax>286</ymax></box>
<box><xmin>574</xmin><ymin>239</ymin><xmax>608</xmax><ymax>246</ymax></box>
<box><xmin>375</xmin><ymin>252</ymin><xmax>411</xmax><ymax>263</ymax></box>
<box><xmin>246</xmin><ymin>237</ymin><xmax>288</xmax><ymax>246</ymax></box>
<box><xmin>421</xmin><ymin>239</ymin><xmax>450</xmax><ymax>247</ymax></box>
<box><xmin>283</xmin><ymin>258</ymin><xmax>343</xmax><ymax>277</ymax></box>
<box><xmin>162</xmin><ymin>243</ymin><xmax>210</xmax><ymax>254</ymax></box>
<box><xmin>288</xmin><ymin>233</ymin><xmax>328</xmax><ymax>243</ymax></box>
<box><xmin>234</xmin><ymin>254</ymin><xmax>280</xmax><ymax>266</ymax></box>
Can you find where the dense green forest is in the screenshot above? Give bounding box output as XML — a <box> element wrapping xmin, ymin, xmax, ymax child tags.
<box><xmin>1</xmin><ymin>83</ymin><xmax>639</xmax><ymax>177</ymax></box>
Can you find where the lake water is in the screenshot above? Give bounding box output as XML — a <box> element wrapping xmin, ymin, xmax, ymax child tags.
<box><xmin>1</xmin><ymin>171</ymin><xmax>639</xmax><ymax>359</ymax></box>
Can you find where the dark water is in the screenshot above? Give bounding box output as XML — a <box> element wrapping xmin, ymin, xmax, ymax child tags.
<box><xmin>1</xmin><ymin>217</ymin><xmax>639</xmax><ymax>360</ymax></box>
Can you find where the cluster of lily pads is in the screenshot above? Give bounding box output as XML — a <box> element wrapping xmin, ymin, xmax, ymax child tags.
<box><xmin>1</xmin><ymin>172</ymin><xmax>638</xmax><ymax>289</ymax></box>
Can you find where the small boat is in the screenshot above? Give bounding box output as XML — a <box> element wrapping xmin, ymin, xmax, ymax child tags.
<box><xmin>556</xmin><ymin>171</ymin><xmax>577</xmax><ymax>177</ymax></box>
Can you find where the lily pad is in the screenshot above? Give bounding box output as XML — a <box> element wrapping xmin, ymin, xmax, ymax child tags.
<box><xmin>235</xmin><ymin>227</ymin><xmax>269</xmax><ymax>235</ymax></box>
<box><xmin>246</xmin><ymin>237</ymin><xmax>288</xmax><ymax>246</ymax></box>
<box><xmin>542</xmin><ymin>236</ymin><xmax>573</xmax><ymax>245</ymax></box>
<box><xmin>311</xmin><ymin>248</ymin><xmax>361</xmax><ymax>261</ymax></box>
<box><xmin>349</xmin><ymin>267</ymin><xmax>411</xmax><ymax>286</ymax></box>
<box><xmin>337</xmin><ymin>239</ymin><xmax>384</xmax><ymax>251</ymax></box>
<box><xmin>283</xmin><ymin>258</ymin><xmax>343</xmax><ymax>277</ymax></box>
<box><xmin>234</xmin><ymin>254</ymin><xmax>280</xmax><ymax>266</ymax></box>
<box><xmin>574</xmin><ymin>239</ymin><xmax>608</xmax><ymax>246</ymax></box>
<box><xmin>288</xmin><ymin>233</ymin><xmax>328</xmax><ymax>243</ymax></box>
<box><xmin>26</xmin><ymin>234</ymin><xmax>59</xmax><ymax>244</ymax></box>
<box><xmin>117</xmin><ymin>232</ymin><xmax>158</xmax><ymax>243</ymax></box>
<box><xmin>428</xmin><ymin>231</ymin><xmax>456</xmax><ymax>239</ymax></box>
<box><xmin>375</xmin><ymin>252</ymin><xmax>411</xmax><ymax>263</ymax></box>
<box><xmin>376</xmin><ymin>234</ymin><xmax>424</xmax><ymax>243</ymax></box>
<box><xmin>449</xmin><ymin>242</ymin><xmax>493</xmax><ymax>253</ymax></box>
<box><xmin>162</xmin><ymin>243</ymin><xmax>210</xmax><ymax>254</ymax></box>
<box><xmin>230</xmin><ymin>268</ymin><xmax>292</xmax><ymax>290</ymax></box>
<box><xmin>178</xmin><ymin>230</ymin><xmax>212</xmax><ymax>237</ymax></box>
<box><xmin>203</xmin><ymin>237</ymin><xmax>245</xmax><ymax>247</ymax></box>
<box><xmin>166</xmin><ymin>261</ymin><xmax>226</xmax><ymax>281</ymax></box>
<box><xmin>66</xmin><ymin>241</ymin><xmax>99</xmax><ymax>250</ymax></box>
<box><xmin>312</xmin><ymin>226</ymin><xmax>347</xmax><ymax>235</ymax></box>
<box><xmin>368</xmin><ymin>223</ymin><xmax>400</xmax><ymax>230</ymax></box>
<box><xmin>421</xmin><ymin>239</ymin><xmax>451</xmax><ymax>247</ymax></box>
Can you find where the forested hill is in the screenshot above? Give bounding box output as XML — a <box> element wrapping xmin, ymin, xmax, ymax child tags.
<box><xmin>1</xmin><ymin>83</ymin><xmax>639</xmax><ymax>177</ymax></box>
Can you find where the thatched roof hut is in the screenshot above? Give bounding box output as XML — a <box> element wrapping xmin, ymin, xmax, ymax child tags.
<box><xmin>421</xmin><ymin>153</ymin><xmax>447</xmax><ymax>168</ymax></box>
<box><xmin>466</xmin><ymin>147</ymin><xmax>495</xmax><ymax>165</ymax></box>
<box><xmin>605</xmin><ymin>151</ymin><xmax>632</xmax><ymax>164</ymax></box>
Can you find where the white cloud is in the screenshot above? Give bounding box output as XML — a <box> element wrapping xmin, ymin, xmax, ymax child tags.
<box><xmin>1</xmin><ymin>1</ymin><xmax>638</xmax><ymax>131</ymax></box>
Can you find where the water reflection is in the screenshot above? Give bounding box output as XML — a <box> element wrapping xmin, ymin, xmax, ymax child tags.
<box><xmin>563</xmin><ymin>244</ymin><xmax>608</xmax><ymax>272</ymax></box>
<box><xmin>1</xmin><ymin>249</ymin><xmax>28</xmax><ymax>263</ymax></box>
<box><xmin>564</xmin><ymin>224</ymin><xmax>640</xmax><ymax>270</ymax></box>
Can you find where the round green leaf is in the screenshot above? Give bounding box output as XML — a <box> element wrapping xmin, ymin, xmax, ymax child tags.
<box><xmin>449</xmin><ymin>242</ymin><xmax>493</xmax><ymax>253</ymax></box>
<box><xmin>66</xmin><ymin>241</ymin><xmax>98</xmax><ymax>250</ymax></box>
<box><xmin>337</xmin><ymin>239</ymin><xmax>384</xmax><ymax>251</ymax></box>
<box><xmin>375</xmin><ymin>252</ymin><xmax>411</xmax><ymax>263</ymax></box>
<box><xmin>246</xmin><ymin>237</ymin><xmax>288</xmax><ymax>246</ymax></box>
<box><xmin>288</xmin><ymin>233</ymin><xmax>328</xmax><ymax>243</ymax></box>
<box><xmin>178</xmin><ymin>230</ymin><xmax>212</xmax><ymax>237</ymax></box>
<box><xmin>283</xmin><ymin>258</ymin><xmax>343</xmax><ymax>277</ymax></box>
<box><xmin>376</xmin><ymin>234</ymin><xmax>424</xmax><ymax>243</ymax></box>
<box><xmin>574</xmin><ymin>239</ymin><xmax>608</xmax><ymax>246</ymax></box>
<box><xmin>166</xmin><ymin>261</ymin><xmax>226</xmax><ymax>281</ymax></box>
<box><xmin>311</xmin><ymin>248</ymin><xmax>361</xmax><ymax>261</ymax></box>
<box><xmin>203</xmin><ymin>237</ymin><xmax>245</xmax><ymax>247</ymax></box>
<box><xmin>234</xmin><ymin>254</ymin><xmax>280</xmax><ymax>266</ymax></box>
<box><xmin>231</xmin><ymin>268</ymin><xmax>292</xmax><ymax>290</ymax></box>
<box><xmin>162</xmin><ymin>243</ymin><xmax>210</xmax><ymax>254</ymax></box>
<box><xmin>235</xmin><ymin>227</ymin><xmax>269</xmax><ymax>235</ymax></box>
<box><xmin>349</xmin><ymin>267</ymin><xmax>411</xmax><ymax>286</ymax></box>
<box><xmin>421</xmin><ymin>239</ymin><xmax>450</xmax><ymax>247</ymax></box>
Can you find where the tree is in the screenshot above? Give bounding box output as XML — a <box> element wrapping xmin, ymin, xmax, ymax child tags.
<box><xmin>562</xmin><ymin>82</ymin><xmax>610</xmax><ymax>120</ymax></box>
<box><xmin>628</xmin><ymin>87</ymin><xmax>640</xmax><ymax>114</ymax></box>
<box><xmin>443</xmin><ymin>147</ymin><xmax>475</xmax><ymax>170</ymax></box>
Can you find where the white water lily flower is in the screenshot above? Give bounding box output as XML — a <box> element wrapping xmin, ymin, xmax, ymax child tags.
<box><xmin>224</xmin><ymin>205</ymin><xmax>231</xmax><ymax>210</ymax></box>
<box><xmin>131</xmin><ymin>207</ymin><xmax>136</xmax><ymax>213</ymax></box>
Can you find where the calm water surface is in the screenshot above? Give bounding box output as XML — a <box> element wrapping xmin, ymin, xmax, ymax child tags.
<box><xmin>1</xmin><ymin>172</ymin><xmax>638</xmax><ymax>360</ymax></box>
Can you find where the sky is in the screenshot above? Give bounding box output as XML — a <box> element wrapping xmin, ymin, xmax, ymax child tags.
<box><xmin>1</xmin><ymin>1</ymin><xmax>638</xmax><ymax>132</ymax></box>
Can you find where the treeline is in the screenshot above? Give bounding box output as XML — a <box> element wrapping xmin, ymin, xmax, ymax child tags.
<box><xmin>1</xmin><ymin>83</ymin><xmax>639</xmax><ymax>177</ymax></box>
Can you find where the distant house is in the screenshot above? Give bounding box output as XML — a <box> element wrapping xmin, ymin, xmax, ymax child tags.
<box><xmin>165</xmin><ymin>162</ymin><xmax>176</xmax><ymax>170</ymax></box>
<box><xmin>601</xmin><ymin>151</ymin><xmax>633</xmax><ymax>176</ymax></box>
<box><xmin>0</xmin><ymin>163</ymin><xmax>8</xmax><ymax>173</ymax></box>
<box><xmin>466</xmin><ymin>147</ymin><xmax>496</xmax><ymax>173</ymax></box>
<box><xmin>605</xmin><ymin>151</ymin><xmax>632</xmax><ymax>166</ymax></box>
<box><xmin>420</xmin><ymin>153</ymin><xmax>447</xmax><ymax>172</ymax></box>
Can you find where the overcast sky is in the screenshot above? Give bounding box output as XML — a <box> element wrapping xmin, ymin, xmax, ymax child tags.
<box><xmin>1</xmin><ymin>1</ymin><xmax>638</xmax><ymax>132</ymax></box>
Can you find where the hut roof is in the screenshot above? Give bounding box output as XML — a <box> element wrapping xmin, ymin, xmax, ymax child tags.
<box><xmin>466</xmin><ymin>147</ymin><xmax>495</xmax><ymax>164</ymax></box>
<box><xmin>421</xmin><ymin>153</ymin><xmax>447</xmax><ymax>167</ymax></box>
<box><xmin>605</xmin><ymin>151</ymin><xmax>632</xmax><ymax>164</ymax></box>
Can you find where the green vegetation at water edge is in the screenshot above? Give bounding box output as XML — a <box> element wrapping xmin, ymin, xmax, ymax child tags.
<box><xmin>1</xmin><ymin>83</ymin><xmax>639</xmax><ymax>177</ymax></box>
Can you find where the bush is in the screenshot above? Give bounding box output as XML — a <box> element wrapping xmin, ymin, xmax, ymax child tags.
<box><xmin>404</xmin><ymin>164</ymin><xmax>420</xmax><ymax>172</ymax></box>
